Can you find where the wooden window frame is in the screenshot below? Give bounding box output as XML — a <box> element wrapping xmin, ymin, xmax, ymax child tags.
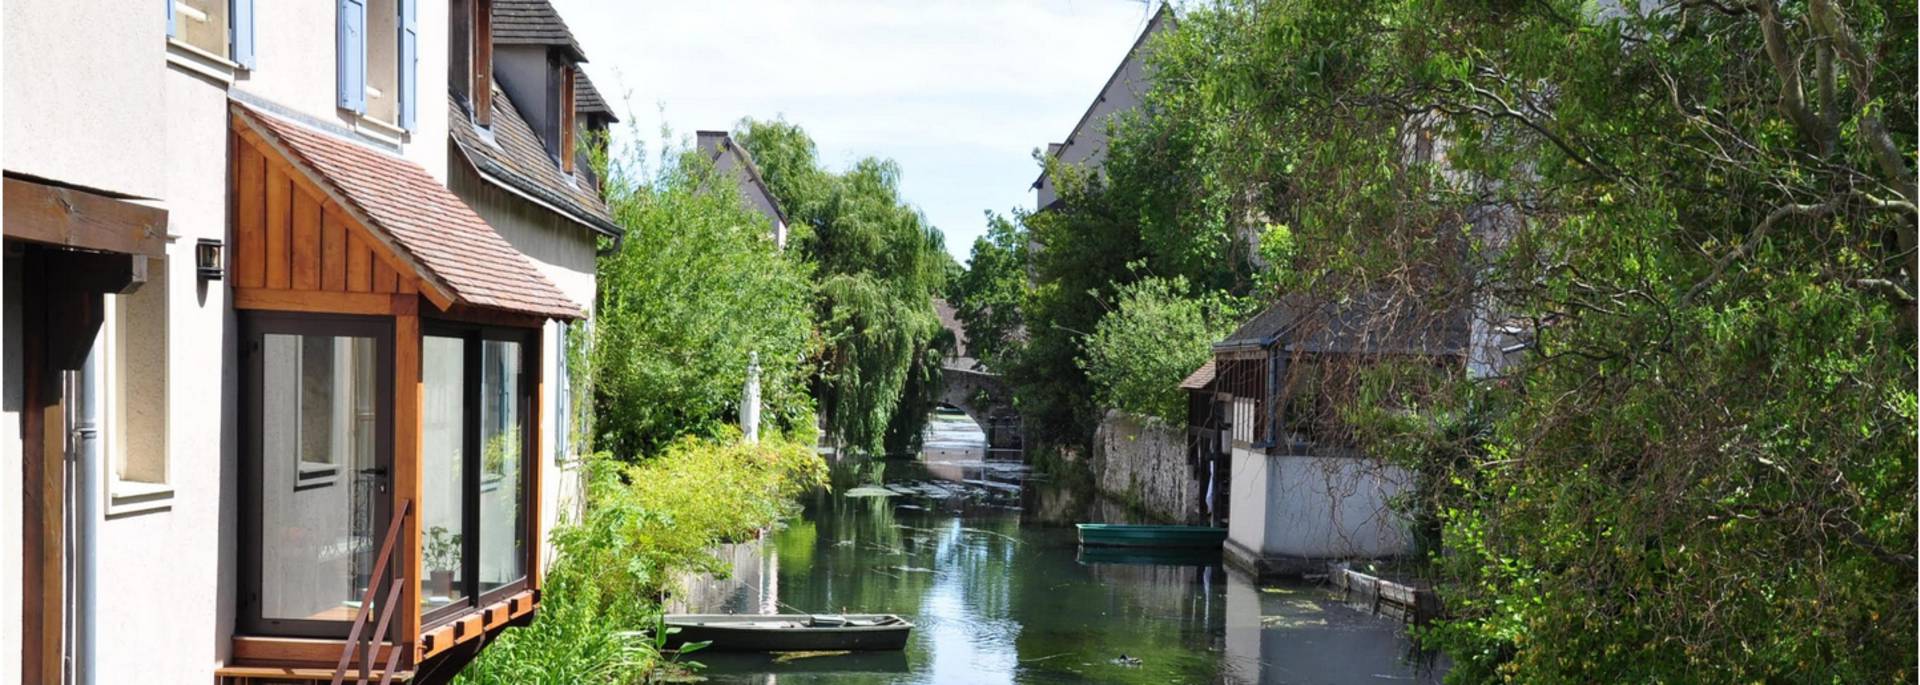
<box><xmin>472</xmin><ymin>0</ymin><xmax>493</xmax><ymax>126</ymax></box>
<box><xmin>238</xmin><ymin>311</ymin><xmax>397</xmax><ymax>639</ymax></box>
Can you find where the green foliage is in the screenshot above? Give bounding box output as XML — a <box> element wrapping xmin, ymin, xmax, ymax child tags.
<box><xmin>456</xmin><ymin>432</ymin><xmax>827</xmax><ymax>684</ymax></box>
<box><xmin>592</xmin><ymin>137</ymin><xmax>818</xmax><ymax>458</ymax></box>
<box><xmin>736</xmin><ymin>119</ymin><xmax>950</xmax><ymax>455</ymax></box>
<box><xmin>1077</xmin><ymin>276</ymin><xmax>1247</xmax><ymax>422</ymax></box>
<box><xmin>1083</xmin><ymin>1</ymin><xmax>1918</xmax><ymax>681</ymax></box>
<box><xmin>948</xmin><ymin>211</ymin><xmax>1030</xmax><ymax>371</ymax></box>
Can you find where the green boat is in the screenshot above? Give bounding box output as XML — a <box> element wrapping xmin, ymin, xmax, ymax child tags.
<box><xmin>1075</xmin><ymin>523</ymin><xmax>1228</xmax><ymax>549</ymax></box>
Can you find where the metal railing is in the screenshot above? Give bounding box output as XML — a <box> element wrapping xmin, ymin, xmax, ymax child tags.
<box><xmin>333</xmin><ymin>499</ymin><xmax>412</xmax><ymax>685</ymax></box>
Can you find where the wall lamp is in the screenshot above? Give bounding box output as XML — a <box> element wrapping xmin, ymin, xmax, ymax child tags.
<box><xmin>196</xmin><ymin>238</ymin><xmax>224</xmax><ymax>281</ymax></box>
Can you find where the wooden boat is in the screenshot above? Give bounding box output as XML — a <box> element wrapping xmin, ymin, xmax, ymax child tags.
<box><xmin>663</xmin><ymin>614</ymin><xmax>914</xmax><ymax>651</ymax></box>
<box><xmin>1075</xmin><ymin>523</ymin><xmax>1228</xmax><ymax>549</ymax></box>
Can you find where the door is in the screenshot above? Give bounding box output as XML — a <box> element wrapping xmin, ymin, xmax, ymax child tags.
<box><xmin>239</xmin><ymin>312</ymin><xmax>395</xmax><ymax>637</ymax></box>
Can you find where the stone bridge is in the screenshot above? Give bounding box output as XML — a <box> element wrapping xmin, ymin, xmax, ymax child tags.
<box><xmin>934</xmin><ymin>298</ymin><xmax>1021</xmax><ymax>451</ymax></box>
<box><xmin>940</xmin><ymin>364</ymin><xmax>1020</xmax><ymax>450</ymax></box>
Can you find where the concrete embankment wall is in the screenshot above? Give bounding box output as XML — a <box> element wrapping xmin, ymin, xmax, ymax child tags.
<box><xmin>1092</xmin><ymin>410</ymin><xmax>1205</xmax><ymax>524</ymax></box>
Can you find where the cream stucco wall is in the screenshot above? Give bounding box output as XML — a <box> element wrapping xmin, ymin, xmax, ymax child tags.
<box><xmin>1227</xmin><ymin>448</ymin><xmax>1413</xmax><ymax>564</ymax></box>
<box><xmin>3</xmin><ymin>0</ymin><xmax>168</xmax><ymax>199</ymax></box>
<box><xmin>236</xmin><ymin>0</ymin><xmax>451</xmax><ymax>180</ymax></box>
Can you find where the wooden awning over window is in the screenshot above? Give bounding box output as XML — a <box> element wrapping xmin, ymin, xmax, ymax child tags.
<box><xmin>229</xmin><ymin>103</ymin><xmax>581</xmax><ymax>320</ymax></box>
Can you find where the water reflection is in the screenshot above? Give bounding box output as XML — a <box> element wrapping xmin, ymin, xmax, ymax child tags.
<box><xmin>684</xmin><ymin>412</ymin><xmax>1445</xmax><ymax>684</ymax></box>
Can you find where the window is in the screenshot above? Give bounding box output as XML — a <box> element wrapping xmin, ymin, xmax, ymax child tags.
<box><xmin>450</xmin><ymin>0</ymin><xmax>494</xmax><ymax>126</ymax></box>
<box><xmin>421</xmin><ymin>335</ymin><xmax>468</xmax><ymax>614</ymax></box>
<box><xmin>365</xmin><ymin>0</ymin><xmax>400</xmax><ymax>124</ymax></box>
<box><xmin>104</xmin><ymin>258</ymin><xmax>170</xmax><ymax>514</ymax></box>
<box><xmin>241</xmin><ymin>314</ymin><xmax>393</xmax><ymax>638</ymax></box>
<box><xmin>339</xmin><ymin>0</ymin><xmax>419</xmax><ymax>130</ymax></box>
<box><xmin>167</xmin><ymin>0</ymin><xmax>253</xmax><ymax>68</ymax></box>
<box><xmin>420</xmin><ymin>322</ymin><xmax>534</xmax><ymax>622</ymax></box>
<box><xmin>169</xmin><ymin>0</ymin><xmax>228</xmax><ymax>58</ymax></box>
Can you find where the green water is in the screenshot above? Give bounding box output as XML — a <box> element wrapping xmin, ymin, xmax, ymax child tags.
<box><xmin>685</xmin><ymin>412</ymin><xmax>1446</xmax><ymax>684</ymax></box>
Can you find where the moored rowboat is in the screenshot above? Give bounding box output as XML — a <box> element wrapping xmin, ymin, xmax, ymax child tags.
<box><xmin>1075</xmin><ymin>523</ymin><xmax>1228</xmax><ymax>549</ymax></box>
<box><xmin>663</xmin><ymin>613</ymin><xmax>914</xmax><ymax>651</ymax></box>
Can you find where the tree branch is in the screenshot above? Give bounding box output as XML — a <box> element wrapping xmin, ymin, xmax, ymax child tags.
<box><xmin>1680</xmin><ymin>200</ymin><xmax>1838</xmax><ymax>305</ymax></box>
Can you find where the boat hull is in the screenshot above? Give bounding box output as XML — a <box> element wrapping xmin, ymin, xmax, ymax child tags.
<box><xmin>663</xmin><ymin>614</ymin><xmax>914</xmax><ymax>652</ymax></box>
<box><xmin>1075</xmin><ymin>523</ymin><xmax>1229</xmax><ymax>549</ymax></box>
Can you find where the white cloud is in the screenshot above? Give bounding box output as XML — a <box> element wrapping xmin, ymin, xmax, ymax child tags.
<box><xmin>550</xmin><ymin>0</ymin><xmax>1159</xmax><ymax>260</ymax></box>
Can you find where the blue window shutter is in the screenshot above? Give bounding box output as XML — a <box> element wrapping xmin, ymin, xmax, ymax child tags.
<box><xmin>166</xmin><ymin>0</ymin><xmax>176</xmax><ymax>38</ymax></box>
<box><xmin>231</xmin><ymin>0</ymin><xmax>255</xmax><ymax>69</ymax></box>
<box><xmin>337</xmin><ymin>0</ymin><xmax>366</xmax><ymax>113</ymax></box>
<box><xmin>398</xmin><ymin>0</ymin><xmax>418</xmax><ymax>130</ymax></box>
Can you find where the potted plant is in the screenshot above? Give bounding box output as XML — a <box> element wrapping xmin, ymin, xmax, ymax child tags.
<box><xmin>425</xmin><ymin>525</ymin><xmax>461</xmax><ymax>598</ymax></box>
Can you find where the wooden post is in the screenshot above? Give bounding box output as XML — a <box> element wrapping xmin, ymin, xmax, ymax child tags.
<box><xmin>527</xmin><ymin>329</ymin><xmax>546</xmax><ymax>590</ymax></box>
<box><xmin>392</xmin><ymin>304</ymin><xmax>423</xmax><ymax>664</ymax></box>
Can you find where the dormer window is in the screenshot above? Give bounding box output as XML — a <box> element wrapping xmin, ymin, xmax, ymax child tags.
<box><xmin>450</xmin><ymin>0</ymin><xmax>494</xmax><ymax>126</ymax></box>
<box><xmin>550</xmin><ymin>55</ymin><xmax>576</xmax><ymax>172</ymax></box>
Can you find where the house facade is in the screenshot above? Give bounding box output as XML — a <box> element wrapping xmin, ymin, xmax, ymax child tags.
<box><xmin>1207</xmin><ymin>295</ymin><xmax>1470</xmax><ymax>578</ymax></box>
<box><xmin>1031</xmin><ymin>4</ymin><xmax>1172</xmax><ymax>211</ymax></box>
<box><xmin>3</xmin><ymin>0</ymin><xmax>612</xmax><ymax>681</ymax></box>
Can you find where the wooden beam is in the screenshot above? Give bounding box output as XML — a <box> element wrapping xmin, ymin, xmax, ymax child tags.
<box><xmin>234</xmin><ymin>144</ymin><xmax>267</xmax><ymax>288</ymax></box>
<box><xmin>263</xmin><ymin>166</ymin><xmax>291</xmax><ymax>289</ymax></box>
<box><xmin>290</xmin><ymin>189</ymin><xmax>322</xmax><ymax>290</ymax></box>
<box><xmin>232</xmin><ymin>287</ymin><xmax>398</xmax><ymax>316</ymax></box>
<box><xmin>230</xmin><ymin>636</ymin><xmax>398</xmax><ymax>668</ymax></box>
<box><xmin>321</xmin><ymin>210</ymin><xmax>348</xmax><ymax>291</ymax></box>
<box><xmin>528</xmin><ymin>330</ymin><xmax>546</xmax><ymax>589</ymax></box>
<box><xmin>393</xmin><ymin>312</ymin><xmax>425</xmax><ymax>664</ymax></box>
<box><xmin>3</xmin><ymin>176</ymin><xmax>167</xmax><ymax>257</ymax></box>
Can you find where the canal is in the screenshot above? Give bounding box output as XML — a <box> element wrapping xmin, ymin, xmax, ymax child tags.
<box><xmin>681</xmin><ymin>412</ymin><xmax>1447</xmax><ymax>684</ymax></box>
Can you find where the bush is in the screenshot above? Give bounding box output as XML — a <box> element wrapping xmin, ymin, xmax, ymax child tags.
<box><xmin>1077</xmin><ymin>275</ymin><xmax>1247</xmax><ymax>422</ymax></box>
<box><xmin>456</xmin><ymin>431</ymin><xmax>826</xmax><ymax>683</ymax></box>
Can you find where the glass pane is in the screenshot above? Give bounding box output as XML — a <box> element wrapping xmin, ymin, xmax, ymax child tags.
<box><xmin>259</xmin><ymin>333</ymin><xmax>379</xmax><ymax>623</ymax></box>
<box><xmin>479</xmin><ymin>339</ymin><xmax>525</xmax><ymax>594</ymax></box>
<box><xmin>421</xmin><ymin>336</ymin><xmax>467</xmax><ymax>611</ymax></box>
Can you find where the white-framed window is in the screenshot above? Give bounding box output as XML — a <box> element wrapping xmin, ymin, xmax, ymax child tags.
<box><xmin>166</xmin><ymin>0</ymin><xmax>254</xmax><ymax>73</ymax></box>
<box><xmin>103</xmin><ymin>258</ymin><xmax>172</xmax><ymax>516</ymax></box>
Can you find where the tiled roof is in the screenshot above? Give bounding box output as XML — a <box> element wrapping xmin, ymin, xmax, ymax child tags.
<box><xmin>493</xmin><ymin>0</ymin><xmax>585</xmax><ymax>59</ymax></box>
<box><xmin>449</xmin><ymin>90</ymin><xmax>619</xmax><ymax>237</ymax></box>
<box><xmin>1216</xmin><ymin>293</ymin><xmax>1468</xmax><ymax>357</ymax></box>
<box><xmin>574</xmin><ymin>67</ymin><xmax>615</xmax><ymax>120</ymax></box>
<box><xmin>1178</xmin><ymin>359</ymin><xmax>1216</xmax><ymax>389</ymax></box>
<box><xmin>235</xmin><ymin>103</ymin><xmax>582</xmax><ymax>319</ymax></box>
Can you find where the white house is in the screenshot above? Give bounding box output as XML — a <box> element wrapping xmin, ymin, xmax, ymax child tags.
<box><xmin>3</xmin><ymin>0</ymin><xmax>611</xmax><ymax>681</ymax></box>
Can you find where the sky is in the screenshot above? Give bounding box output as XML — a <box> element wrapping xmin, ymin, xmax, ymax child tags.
<box><xmin>549</xmin><ymin>0</ymin><xmax>1161</xmax><ymax>263</ymax></box>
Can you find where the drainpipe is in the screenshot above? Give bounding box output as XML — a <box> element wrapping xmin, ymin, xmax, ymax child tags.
<box><xmin>67</xmin><ymin>342</ymin><xmax>102</xmax><ymax>685</ymax></box>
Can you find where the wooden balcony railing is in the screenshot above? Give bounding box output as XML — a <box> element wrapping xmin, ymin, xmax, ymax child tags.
<box><xmin>333</xmin><ymin>499</ymin><xmax>412</xmax><ymax>685</ymax></box>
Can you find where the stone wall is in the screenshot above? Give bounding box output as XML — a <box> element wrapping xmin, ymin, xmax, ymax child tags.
<box><xmin>1093</xmin><ymin>410</ymin><xmax>1205</xmax><ymax>523</ymax></box>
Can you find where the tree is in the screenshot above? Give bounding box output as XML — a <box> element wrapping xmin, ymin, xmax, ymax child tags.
<box><xmin>948</xmin><ymin>211</ymin><xmax>1029</xmax><ymax>370</ymax></box>
<box><xmin>1121</xmin><ymin>1</ymin><xmax>1916</xmax><ymax>680</ymax></box>
<box><xmin>736</xmin><ymin>119</ymin><xmax>951</xmax><ymax>455</ymax></box>
<box><xmin>591</xmin><ymin>139</ymin><xmax>817</xmax><ymax>459</ymax></box>
<box><xmin>1078</xmin><ymin>275</ymin><xmax>1246</xmax><ymax>422</ymax></box>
